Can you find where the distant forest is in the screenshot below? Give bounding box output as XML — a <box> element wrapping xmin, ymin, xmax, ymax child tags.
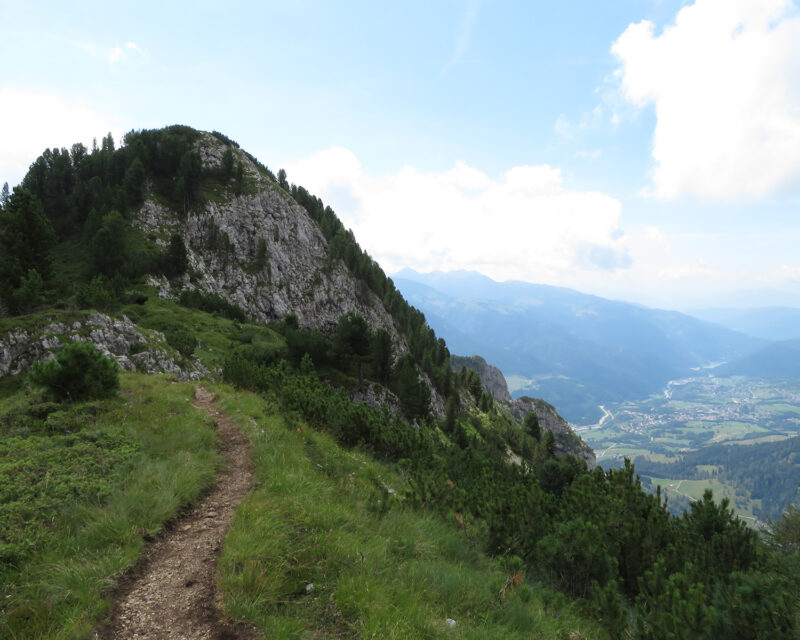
<box><xmin>634</xmin><ymin>436</ymin><xmax>800</xmax><ymax>520</ymax></box>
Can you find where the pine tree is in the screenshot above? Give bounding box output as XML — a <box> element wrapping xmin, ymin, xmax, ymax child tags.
<box><xmin>543</xmin><ymin>430</ymin><xmax>556</xmax><ymax>458</ymax></box>
<box><xmin>164</xmin><ymin>234</ymin><xmax>189</xmax><ymax>277</ymax></box>
<box><xmin>123</xmin><ymin>157</ymin><xmax>146</xmax><ymax>207</ymax></box>
<box><xmin>0</xmin><ymin>187</ymin><xmax>56</xmax><ymax>310</ymax></box>
<box><xmin>524</xmin><ymin>411</ymin><xmax>541</xmax><ymax>441</ymax></box>
<box><xmin>90</xmin><ymin>211</ymin><xmax>128</xmax><ymax>277</ymax></box>
<box><xmin>333</xmin><ymin>312</ymin><xmax>370</xmax><ymax>378</ymax></box>
<box><xmin>369</xmin><ymin>327</ymin><xmax>393</xmax><ymax>383</ymax></box>
<box><xmin>255</xmin><ymin>237</ymin><xmax>268</xmax><ymax>271</ymax></box>
<box><xmin>221</xmin><ymin>147</ymin><xmax>234</xmax><ymax>180</ymax></box>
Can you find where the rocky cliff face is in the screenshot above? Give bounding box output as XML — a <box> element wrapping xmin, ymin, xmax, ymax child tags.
<box><xmin>452</xmin><ymin>353</ymin><xmax>595</xmax><ymax>468</ymax></box>
<box><xmin>136</xmin><ymin>133</ymin><xmax>402</xmax><ymax>340</ymax></box>
<box><xmin>511</xmin><ymin>396</ymin><xmax>596</xmax><ymax>469</ymax></box>
<box><xmin>451</xmin><ymin>355</ymin><xmax>512</xmax><ymax>403</ymax></box>
<box><xmin>133</xmin><ymin>132</ymin><xmax>445</xmax><ymax>417</ymax></box>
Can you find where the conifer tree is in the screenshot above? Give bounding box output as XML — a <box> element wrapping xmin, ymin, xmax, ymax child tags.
<box><xmin>543</xmin><ymin>430</ymin><xmax>556</xmax><ymax>457</ymax></box>
<box><xmin>90</xmin><ymin>210</ymin><xmax>128</xmax><ymax>277</ymax></box>
<box><xmin>369</xmin><ymin>327</ymin><xmax>393</xmax><ymax>383</ymax></box>
<box><xmin>221</xmin><ymin>147</ymin><xmax>234</xmax><ymax>180</ymax></box>
<box><xmin>164</xmin><ymin>233</ymin><xmax>189</xmax><ymax>277</ymax></box>
<box><xmin>524</xmin><ymin>411</ymin><xmax>541</xmax><ymax>441</ymax></box>
<box><xmin>123</xmin><ymin>157</ymin><xmax>146</xmax><ymax>207</ymax></box>
<box><xmin>0</xmin><ymin>187</ymin><xmax>56</xmax><ymax>310</ymax></box>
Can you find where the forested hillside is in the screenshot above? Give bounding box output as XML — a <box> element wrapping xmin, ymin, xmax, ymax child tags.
<box><xmin>634</xmin><ymin>436</ymin><xmax>800</xmax><ymax>520</ymax></box>
<box><xmin>1</xmin><ymin>126</ymin><xmax>799</xmax><ymax>638</ymax></box>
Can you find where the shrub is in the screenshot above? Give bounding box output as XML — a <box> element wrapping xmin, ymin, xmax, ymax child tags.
<box><xmin>76</xmin><ymin>275</ymin><xmax>116</xmax><ymax>310</ymax></box>
<box><xmin>28</xmin><ymin>342</ymin><xmax>120</xmax><ymax>402</ymax></box>
<box><xmin>164</xmin><ymin>329</ymin><xmax>198</xmax><ymax>358</ymax></box>
<box><xmin>178</xmin><ymin>289</ymin><xmax>246</xmax><ymax>322</ymax></box>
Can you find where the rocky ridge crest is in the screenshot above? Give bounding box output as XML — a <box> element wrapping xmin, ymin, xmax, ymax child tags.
<box><xmin>133</xmin><ymin>132</ymin><xmax>444</xmax><ymax>417</ymax></box>
<box><xmin>453</xmin><ymin>353</ymin><xmax>596</xmax><ymax>468</ymax></box>
<box><xmin>137</xmin><ymin>133</ymin><xmax>402</xmax><ymax>339</ymax></box>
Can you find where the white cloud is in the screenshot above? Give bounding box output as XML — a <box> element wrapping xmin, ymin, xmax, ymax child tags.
<box><xmin>575</xmin><ymin>149</ymin><xmax>602</xmax><ymax>160</ymax></box>
<box><xmin>0</xmin><ymin>90</ymin><xmax>122</xmax><ymax>186</ymax></box>
<box><xmin>774</xmin><ymin>265</ymin><xmax>800</xmax><ymax>282</ymax></box>
<box><xmin>612</xmin><ymin>0</ymin><xmax>800</xmax><ymax>200</ymax></box>
<box><xmin>443</xmin><ymin>0</ymin><xmax>480</xmax><ymax>73</ymax></box>
<box><xmin>554</xmin><ymin>114</ymin><xmax>572</xmax><ymax>139</ymax></box>
<box><xmin>656</xmin><ymin>259</ymin><xmax>721</xmax><ymax>281</ymax></box>
<box><xmin>109</xmin><ymin>41</ymin><xmax>145</xmax><ymax>68</ymax></box>
<box><xmin>285</xmin><ymin>149</ymin><xmax>628</xmax><ymax>283</ymax></box>
<box><xmin>554</xmin><ymin>105</ymin><xmax>609</xmax><ymax>141</ymax></box>
<box><xmin>108</xmin><ymin>46</ymin><xmax>123</xmax><ymax>67</ymax></box>
<box><xmin>644</xmin><ymin>226</ymin><xmax>670</xmax><ymax>244</ymax></box>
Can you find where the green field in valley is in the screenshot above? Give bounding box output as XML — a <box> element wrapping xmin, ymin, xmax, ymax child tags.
<box><xmin>576</xmin><ymin>375</ymin><xmax>800</xmax><ymax>524</ymax></box>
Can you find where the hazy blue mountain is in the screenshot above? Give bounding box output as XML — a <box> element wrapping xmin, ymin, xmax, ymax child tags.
<box><xmin>393</xmin><ymin>270</ymin><xmax>764</xmax><ymax>424</ymax></box>
<box><xmin>688</xmin><ymin>306</ymin><xmax>800</xmax><ymax>341</ymax></box>
<box><xmin>714</xmin><ymin>339</ymin><xmax>800</xmax><ymax>379</ymax></box>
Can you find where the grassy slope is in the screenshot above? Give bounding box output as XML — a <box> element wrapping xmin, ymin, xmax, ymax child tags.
<box><xmin>212</xmin><ymin>384</ymin><xmax>605</xmax><ymax>639</ymax></box>
<box><xmin>0</xmin><ymin>373</ymin><xmax>219</xmax><ymax>639</ymax></box>
<box><xmin>0</xmin><ymin>293</ymin><xmax>605</xmax><ymax>638</ymax></box>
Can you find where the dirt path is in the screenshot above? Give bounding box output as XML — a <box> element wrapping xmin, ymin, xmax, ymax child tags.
<box><xmin>98</xmin><ymin>386</ymin><xmax>258</xmax><ymax>640</ymax></box>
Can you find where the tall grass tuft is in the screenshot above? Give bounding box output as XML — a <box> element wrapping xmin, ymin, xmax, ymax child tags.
<box><xmin>0</xmin><ymin>373</ymin><xmax>220</xmax><ymax>639</ymax></box>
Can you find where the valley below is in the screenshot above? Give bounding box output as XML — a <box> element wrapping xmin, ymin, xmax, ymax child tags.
<box><xmin>576</xmin><ymin>374</ymin><xmax>800</xmax><ymax>524</ymax></box>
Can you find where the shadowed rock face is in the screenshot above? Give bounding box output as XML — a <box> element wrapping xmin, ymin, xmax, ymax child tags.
<box><xmin>451</xmin><ymin>355</ymin><xmax>512</xmax><ymax>403</ymax></box>
<box><xmin>511</xmin><ymin>396</ymin><xmax>596</xmax><ymax>469</ymax></box>
<box><xmin>452</xmin><ymin>353</ymin><xmax>596</xmax><ymax>469</ymax></box>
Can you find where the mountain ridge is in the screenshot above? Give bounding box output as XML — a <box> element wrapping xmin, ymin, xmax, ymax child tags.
<box><xmin>394</xmin><ymin>269</ymin><xmax>764</xmax><ymax>423</ymax></box>
<box><xmin>2</xmin><ymin>125</ymin><xmax>798</xmax><ymax>639</ymax></box>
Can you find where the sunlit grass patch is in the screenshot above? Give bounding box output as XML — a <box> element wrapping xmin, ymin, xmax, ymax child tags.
<box><xmin>0</xmin><ymin>373</ymin><xmax>219</xmax><ymax>639</ymax></box>
<box><xmin>122</xmin><ymin>289</ymin><xmax>284</xmax><ymax>370</ymax></box>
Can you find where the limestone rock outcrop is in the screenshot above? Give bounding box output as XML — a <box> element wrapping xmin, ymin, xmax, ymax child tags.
<box><xmin>452</xmin><ymin>353</ymin><xmax>595</xmax><ymax>467</ymax></box>
<box><xmin>0</xmin><ymin>313</ymin><xmax>207</xmax><ymax>380</ymax></box>
<box><xmin>511</xmin><ymin>396</ymin><xmax>596</xmax><ymax>469</ymax></box>
<box><xmin>136</xmin><ymin>133</ymin><xmax>404</xmax><ymax>342</ymax></box>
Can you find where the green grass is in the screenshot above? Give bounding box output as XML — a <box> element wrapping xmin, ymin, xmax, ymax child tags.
<box><xmin>595</xmin><ymin>446</ymin><xmax>652</xmax><ymax>464</ymax></box>
<box><xmin>728</xmin><ymin>434</ymin><xmax>793</xmax><ymax>445</ymax></box>
<box><xmin>212</xmin><ymin>384</ymin><xmax>607</xmax><ymax>639</ymax></box>
<box><xmin>0</xmin><ymin>308</ymin><xmax>90</xmax><ymax>337</ymax></box>
<box><xmin>643</xmin><ymin>453</ymin><xmax>681</xmax><ymax>463</ymax></box>
<box><xmin>122</xmin><ymin>290</ymin><xmax>284</xmax><ymax>370</ymax></box>
<box><xmin>0</xmin><ymin>373</ymin><xmax>220</xmax><ymax>639</ymax></box>
<box><xmin>762</xmin><ymin>403</ymin><xmax>800</xmax><ymax>415</ymax></box>
<box><xmin>705</xmin><ymin>421</ymin><xmax>766</xmax><ymax>442</ymax></box>
<box><xmin>643</xmin><ymin>475</ymin><xmax>760</xmax><ymax>522</ymax></box>
<box><xmin>0</xmin><ymin>289</ymin><xmax>286</xmax><ymax>378</ymax></box>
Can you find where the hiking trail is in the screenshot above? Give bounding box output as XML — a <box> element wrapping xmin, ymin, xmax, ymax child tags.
<box><xmin>97</xmin><ymin>386</ymin><xmax>258</xmax><ymax>640</ymax></box>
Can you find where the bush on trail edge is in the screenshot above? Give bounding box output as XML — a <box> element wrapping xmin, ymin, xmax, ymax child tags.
<box><xmin>28</xmin><ymin>341</ymin><xmax>120</xmax><ymax>402</ymax></box>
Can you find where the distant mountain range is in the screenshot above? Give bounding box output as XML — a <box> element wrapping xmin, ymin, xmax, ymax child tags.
<box><xmin>393</xmin><ymin>269</ymin><xmax>765</xmax><ymax>423</ymax></box>
<box><xmin>688</xmin><ymin>307</ymin><xmax>800</xmax><ymax>342</ymax></box>
<box><xmin>714</xmin><ymin>339</ymin><xmax>800</xmax><ymax>379</ymax></box>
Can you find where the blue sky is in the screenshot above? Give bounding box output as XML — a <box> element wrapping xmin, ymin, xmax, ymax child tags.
<box><xmin>3</xmin><ymin>0</ymin><xmax>800</xmax><ymax>309</ymax></box>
